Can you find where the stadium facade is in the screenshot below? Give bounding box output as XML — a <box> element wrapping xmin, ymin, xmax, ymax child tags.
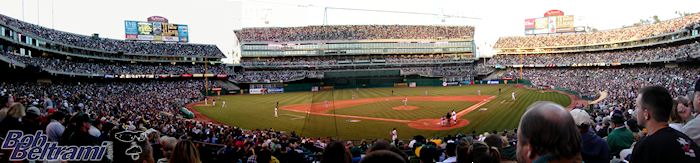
<box><xmin>235</xmin><ymin>25</ymin><xmax>477</xmax><ymax>92</ymax></box>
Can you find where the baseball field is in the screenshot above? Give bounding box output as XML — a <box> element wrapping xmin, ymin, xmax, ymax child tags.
<box><xmin>191</xmin><ymin>85</ymin><xmax>573</xmax><ymax>140</ymax></box>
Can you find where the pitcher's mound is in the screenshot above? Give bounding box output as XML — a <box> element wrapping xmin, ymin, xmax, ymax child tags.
<box><xmin>407</xmin><ymin>119</ymin><xmax>470</xmax><ymax>130</ymax></box>
<box><xmin>392</xmin><ymin>105</ymin><xmax>419</xmax><ymax>110</ymax></box>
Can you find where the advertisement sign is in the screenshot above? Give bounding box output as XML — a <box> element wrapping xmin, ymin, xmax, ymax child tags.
<box><xmin>137</xmin><ymin>22</ymin><xmax>153</xmax><ymax>35</ymax></box>
<box><xmin>524</xmin><ymin>18</ymin><xmax>536</xmax><ymax>29</ymax></box>
<box><xmin>409</xmin><ymin>82</ymin><xmax>417</xmax><ymax>88</ymax></box>
<box><xmin>268</xmin><ymin>88</ymin><xmax>284</xmax><ymax>93</ymax></box>
<box><xmin>487</xmin><ymin>80</ymin><xmax>500</xmax><ymax>84</ymax></box>
<box><xmin>249</xmin><ymin>88</ymin><xmax>264</xmax><ymax>94</ymax></box>
<box><xmin>124</xmin><ymin>21</ymin><xmax>139</xmax><ymax>35</ymax></box>
<box><xmin>556</xmin><ymin>15</ymin><xmax>575</xmax><ymax>32</ymax></box>
<box><xmin>125</xmin><ymin>19</ymin><xmax>189</xmax><ymax>43</ymax></box>
<box><xmin>216</xmin><ymin>74</ymin><xmax>228</xmax><ymax>78</ymax></box>
<box><xmin>178</xmin><ymin>25</ymin><xmax>189</xmax><ymax>42</ymax></box>
<box><xmin>547</xmin><ymin>16</ymin><xmax>557</xmax><ymax>33</ymax></box>
<box><xmin>147</xmin><ymin>16</ymin><xmax>169</xmax><ymax>23</ymax></box>
<box><xmin>544</xmin><ymin>10</ymin><xmax>564</xmax><ymax>17</ymax></box>
<box><xmin>535</xmin><ymin>18</ymin><xmax>547</xmax><ymax>29</ymax></box>
<box><xmin>526</xmin><ymin>15</ymin><xmax>575</xmax><ymax>35</ymax></box>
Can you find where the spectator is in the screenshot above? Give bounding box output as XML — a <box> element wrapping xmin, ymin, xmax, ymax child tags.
<box><xmin>631</xmin><ymin>85</ymin><xmax>700</xmax><ymax>162</ymax></box>
<box><xmin>157</xmin><ymin>136</ymin><xmax>178</xmax><ymax>163</ymax></box>
<box><xmin>438</xmin><ymin>142</ymin><xmax>457</xmax><ymax>163</ymax></box>
<box><xmin>455</xmin><ymin>141</ymin><xmax>471</xmax><ymax>163</ymax></box>
<box><xmin>171</xmin><ymin>140</ymin><xmax>202</xmax><ymax>163</ymax></box>
<box><xmin>606</xmin><ymin>110</ymin><xmax>634</xmax><ymax>157</ymax></box>
<box><xmin>360</xmin><ymin>150</ymin><xmax>406</xmax><ymax>163</ymax></box>
<box><xmin>61</xmin><ymin>113</ymin><xmax>98</xmax><ymax>146</ymax></box>
<box><xmin>670</xmin><ymin>96</ymin><xmax>693</xmax><ymax>130</ymax></box>
<box><xmin>682</xmin><ymin>78</ymin><xmax>700</xmax><ymax>146</ymax></box>
<box><xmin>570</xmin><ymin>109</ymin><xmax>610</xmax><ymax>163</ymax></box>
<box><xmin>0</xmin><ymin>103</ymin><xmax>25</xmax><ymax>135</ymax></box>
<box><xmin>45</xmin><ymin>111</ymin><xmax>66</xmax><ymax>142</ymax></box>
<box><xmin>467</xmin><ymin>141</ymin><xmax>500</xmax><ymax>163</ymax></box>
<box><xmin>516</xmin><ymin>101</ymin><xmax>581</xmax><ymax>163</ymax></box>
<box><xmin>321</xmin><ymin>141</ymin><xmax>352</xmax><ymax>163</ymax></box>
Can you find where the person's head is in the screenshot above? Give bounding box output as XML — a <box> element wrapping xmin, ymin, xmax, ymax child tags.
<box><xmin>50</xmin><ymin>111</ymin><xmax>66</xmax><ymax>123</ymax></box>
<box><xmin>368</xmin><ymin>139</ymin><xmax>409</xmax><ymax>163</ymax></box>
<box><xmin>468</xmin><ymin>141</ymin><xmax>500</xmax><ymax>163</ymax></box>
<box><xmin>516</xmin><ymin>101</ymin><xmax>581</xmax><ymax>163</ymax></box>
<box><xmin>445</xmin><ymin>142</ymin><xmax>457</xmax><ymax>157</ymax></box>
<box><xmin>0</xmin><ymin>95</ymin><xmax>12</xmax><ymax>108</ymax></box>
<box><xmin>159</xmin><ymin>136</ymin><xmax>178</xmax><ymax>160</ymax></box>
<box><xmin>671</xmin><ymin>96</ymin><xmax>692</xmax><ymax>123</ymax></box>
<box><xmin>321</xmin><ymin>141</ymin><xmax>351</xmax><ymax>163</ymax></box>
<box><xmin>69</xmin><ymin>113</ymin><xmax>92</xmax><ymax>133</ymax></box>
<box><xmin>569</xmin><ymin>109</ymin><xmax>593</xmax><ymax>133</ymax></box>
<box><xmin>170</xmin><ymin>140</ymin><xmax>201</xmax><ymax>163</ymax></box>
<box><xmin>635</xmin><ymin>86</ymin><xmax>673</xmax><ymax>129</ymax></box>
<box><xmin>419</xmin><ymin>145</ymin><xmax>438</xmax><ymax>163</ymax></box>
<box><xmin>456</xmin><ymin>141</ymin><xmax>471</xmax><ymax>163</ymax></box>
<box><xmin>7</xmin><ymin>103</ymin><xmax>26</xmax><ymax>119</ymax></box>
<box><xmin>256</xmin><ymin>148</ymin><xmax>272</xmax><ymax>163</ymax></box>
<box><xmin>359</xmin><ymin>150</ymin><xmax>406</xmax><ymax>163</ymax></box>
<box><xmin>610</xmin><ymin>110</ymin><xmax>626</xmax><ymax>127</ymax></box>
<box><xmin>483</xmin><ymin>134</ymin><xmax>504</xmax><ymax>152</ymax></box>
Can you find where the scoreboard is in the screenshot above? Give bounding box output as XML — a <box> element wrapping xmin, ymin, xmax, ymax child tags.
<box><xmin>125</xmin><ymin>18</ymin><xmax>189</xmax><ymax>43</ymax></box>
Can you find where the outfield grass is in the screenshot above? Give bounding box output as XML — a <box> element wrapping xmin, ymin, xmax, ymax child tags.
<box><xmin>193</xmin><ymin>85</ymin><xmax>571</xmax><ymax>140</ymax></box>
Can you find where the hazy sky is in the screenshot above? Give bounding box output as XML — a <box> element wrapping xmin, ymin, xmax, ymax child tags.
<box><xmin>1</xmin><ymin>0</ymin><xmax>698</xmax><ymax>62</ymax></box>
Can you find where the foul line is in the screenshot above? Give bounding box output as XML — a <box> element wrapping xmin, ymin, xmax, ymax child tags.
<box><xmin>456</xmin><ymin>96</ymin><xmax>497</xmax><ymax>118</ymax></box>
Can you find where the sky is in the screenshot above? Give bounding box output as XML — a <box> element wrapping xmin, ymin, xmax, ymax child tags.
<box><xmin>1</xmin><ymin>0</ymin><xmax>698</xmax><ymax>63</ymax></box>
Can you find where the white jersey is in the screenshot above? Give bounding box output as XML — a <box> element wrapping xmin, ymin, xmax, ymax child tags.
<box><xmin>391</xmin><ymin>130</ymin><xmax>398</xmax><ymax>140</ymax></box>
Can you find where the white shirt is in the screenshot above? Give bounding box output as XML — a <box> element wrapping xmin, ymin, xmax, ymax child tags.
<box><xmin>46</xmin><ymin>120</ymin><xmax>65</xmax><ymax>142</ymax></box>
<box><xmin>682</xmin><ymin>116</ymin><xmax>700</xmax><ymax>146</ymax></box>
<box><xmin>439</xmin><ymin>156</ymin><xmax>457</xmax><ymax>163</ymax></box>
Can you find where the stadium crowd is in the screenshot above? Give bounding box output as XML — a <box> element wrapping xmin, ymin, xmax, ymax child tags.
<box><xmin>235</xmin><ymin>25</ymin><xmax>474</xmax><ymax>42</ymax></box>
<box><xmin>509</xmin><ymin>66</ymin><xmax>698</xmax><ymax>111</ymax></box>
<box><xmin>0</xmin><ymin>14</ymin><xmax>223</xmax><ymax>57</ymax></box>
<box><xmin>240</xmin><ymin>54</ymin><xmax>474</xmax><ymax>67</ymax></box>
<box><xmin>2</xmin><ymin>51</ymin><xmax>230</xmax><ymax>75</ymax></box>
<box><xmin>232</xmin><ymin>66</ymin><xmax>475</xmax><ymax>83</ymax></box>
<box><xmin>494</xmin><ymin>13</ymin><xmax>700</xmax><ymax>48</ymax></box>
<box><xmin>488</xmin><ymin>41</ymin><xmax>700</xmax><ymax>66</ymax></box>
<box><xmin>2</xmin><ymin>77</ymin><xmax>699</xmax><ymax>163</ymax></box>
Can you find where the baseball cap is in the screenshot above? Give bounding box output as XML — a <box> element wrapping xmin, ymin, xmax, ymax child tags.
<box><xmin>570</xmin><ymin>109</ymin><xmax>593</xmax><ymax>126</ymax></box>
<box><xmin>25</xmin><ymin>106</ymin><xmax>41</xmax><ymax>116</ymax></box>
<box><xmin>611</xmin><ymin>110</ymin><xmax>625</xmax><ymax>124</ymax></box>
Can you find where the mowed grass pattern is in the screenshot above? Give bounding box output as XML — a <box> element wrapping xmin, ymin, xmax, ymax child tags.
<box><xmin>193</xmin><ymin>85</ymin><xmax>571</xmax><ymax>140</ymax></box>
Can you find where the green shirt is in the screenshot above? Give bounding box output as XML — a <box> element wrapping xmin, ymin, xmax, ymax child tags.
<box><xmin>606</xmin><ymin>127</ymin><xmax>634</xmax><ymax>157</ymax></box>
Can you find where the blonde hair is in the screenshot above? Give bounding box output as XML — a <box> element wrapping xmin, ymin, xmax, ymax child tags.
<box><xmin>7</xmin><ymin>103</ymin><xmax>25</xmax><ymax>119</ymax></box>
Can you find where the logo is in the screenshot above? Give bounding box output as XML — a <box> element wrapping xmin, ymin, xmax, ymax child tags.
<box><xmin>678</xmin><ymin>137</ymin><xmax>696</xmax><ymax>157</ymax></box>
<box><xmin>1</xmin><ymin>130</ymin><xmax>110</xmax><ymax>161</ymax></box>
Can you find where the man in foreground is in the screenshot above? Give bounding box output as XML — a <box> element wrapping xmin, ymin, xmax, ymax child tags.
<box><xmin>631</xmin><ymin>85</ymin><xmax>700</xmax><ymax>163</ymax></box>
<box><xmin>516</xmin><ymin>101</ymin><xmax>582</xmax><ymax>163</ymax></box>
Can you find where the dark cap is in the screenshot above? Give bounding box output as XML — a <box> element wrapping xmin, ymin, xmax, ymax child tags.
<box><xmin>611</xmin><ymin>110</ymin><xmax>625</xmax><ymax>124</ymax></box>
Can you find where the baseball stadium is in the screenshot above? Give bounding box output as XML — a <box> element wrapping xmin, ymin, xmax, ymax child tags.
<box><xmin>1</xmin><ymin>0</ymin><xmax>700</xmax><ymax>162</ymax></box>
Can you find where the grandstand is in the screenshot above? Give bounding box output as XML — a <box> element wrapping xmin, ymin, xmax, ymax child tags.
<box><xmin>234</xmin><ymin>25</ymin><xmax>477</xmax><ymax>89</ymax></box>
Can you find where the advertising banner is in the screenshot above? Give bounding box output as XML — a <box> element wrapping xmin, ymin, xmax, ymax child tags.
<box><xmin>268</xmin><ymin>88</ymin><xmax>284</xmax><ymax>93</ymax></box>
<box><xmin>487</xmin><ymin>80</ymin><xmax>500</xmax><ymax>84</ymax></box>
<box><xmin>535</xmin><ymin>18</ymin><xmax>547</xmax><ymax>29</ymax></box>
<box><xmin>124</xmin><ymin>21</ymin><xmax>139</xmax><ymax>35</ymax></box>
<box><xmin>125</xmin><ymin>19</ymin><xmax>188</xmax><ymax>43</ymax></box>
<box><xmin>249</xmin><ymin>88</ymin><xmax>264</xmax><ymax>94</ymax></box>
<box><xmin>547</xmin><ymin>16</ymin><xmax>557</xmax><ymax>33</ymax></box>
<box><xmin>178</xmin><ymin>25</ymin><xmax>189</xmax><ymax>42</ymax></box>
<box><xmin>524</xmin><ymin>18</ymin><xmax>536</xmax><ymax>29</ymax></box>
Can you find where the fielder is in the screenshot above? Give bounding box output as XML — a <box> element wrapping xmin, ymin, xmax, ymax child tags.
<box><xmin>402</xmin><ymin>97</ymin><xmax>408</xmax><ymax>106</ymax></box>
<box><xmin>221</xmin><ymin>100</ymin><xmax>226</xmax><ymax>108</ymax></box>
<box><xmin>511</xmin><ymin>92</ymin><xmax>516</xmax><ymax>101</ymax></box>
<box><xmin>275</xmin><ymin>101</ymin><xmax>279</xmax><ymax>117</ymax></box>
